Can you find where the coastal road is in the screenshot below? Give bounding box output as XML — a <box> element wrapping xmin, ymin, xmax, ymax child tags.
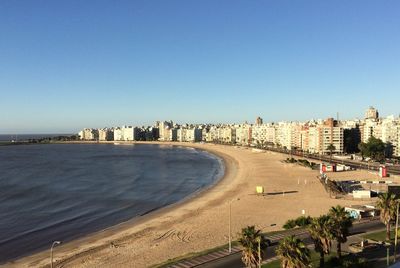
<box><xmin>263</xmin><ymin>146</ymin><xmax>400</xmax><ymax>175</ymax></box>
<box><xmin>194</xmin><ymin>220</ymin><xmax>385</xmax><ymax>268</ymax></box>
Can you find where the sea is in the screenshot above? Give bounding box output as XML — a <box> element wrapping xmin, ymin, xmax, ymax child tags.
<box><xmin>0</xmin><ymin>143</ymin><xmax>224</xmax><ymax>263</ymax></box>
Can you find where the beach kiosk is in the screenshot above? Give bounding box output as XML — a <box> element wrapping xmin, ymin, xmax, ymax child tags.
<box><xmin>320</xmin><ymin>163</ymin><xmax>336</xmax><ymax>173</ymax></box>
<box><xmin>256</xmin><ymin>186</ymin><xmax>264</xmax><ymax>195</ymax></box>
<box><xmin>379</xmin><ymin>166</ymin><xmax>388</xmax><ymax>178</ymax></box>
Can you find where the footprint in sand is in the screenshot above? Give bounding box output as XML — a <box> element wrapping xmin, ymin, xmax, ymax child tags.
<box><xmin>154</xmin><ymin>229</ymin><xmax>195</xmax><ymax>243</ymax></box>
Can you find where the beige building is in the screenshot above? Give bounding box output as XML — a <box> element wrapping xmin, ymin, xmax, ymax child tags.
<box><xmin>251</xmin><ymin>124</ymin><xmax>276</xmax><ymax>147</ymax></box>
<box><xmin>275</xmin><ymin>122</ymin><xmax>302</xmax><ymax>150</ymax></box>
<box><xmin>208</xmin><ymin>125</ymin><xmax>236</xmax><ymax>144</ymax></box>
<box><xmin>158</xmin><ymin>121</ymin><xmax>174</xmax><ymax>141</ymax></box>
<box><xmin>365</xmin><ymin>106</ymin><xmax>379</xmax><ymax>120</ymax></box>
<box><xmin>255</xmin><ymin>116</ymin><xmax>263</xmax><ymax>125</ymax></box>
<box><xmin>320</xmin><ymin>119</ymin><xmax>344</xmax><ymax>154</ymax></box>
<box><xmin>79</xmin><ymin>128</ymin><xmax>99</xmax><ymax>140</ymax></box>
<box><xmin>98</xmin><ymin>128</ymin><xmax>113</xmax><ymax>141</ymax></box>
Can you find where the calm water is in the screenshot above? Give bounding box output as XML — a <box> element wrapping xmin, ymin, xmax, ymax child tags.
<box><xmin>0</xmin><ymin>144</ymin><xmax>223</xmax><ymax>263</ymax></box>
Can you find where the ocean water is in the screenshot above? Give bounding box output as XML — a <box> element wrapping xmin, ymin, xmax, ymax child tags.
<box><xmin>0</xmin><ymin>143</ymin><xmax>224</xmax><ymax>263</ymax></box>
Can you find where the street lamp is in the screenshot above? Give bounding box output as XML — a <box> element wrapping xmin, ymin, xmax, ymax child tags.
<box><xmin>51</xmin><ymin>241</ymin><xmax>61</xmax><ymax>268</ymax></box>
<box><xmin>257</xmin><ymin>236</ymin><xmax>261</xmax><ymax>268</ymax></box>
<box><xmin>229</xmin><ymin>198</ymin><xmax>240</xmax><ymax>253</ymax></box>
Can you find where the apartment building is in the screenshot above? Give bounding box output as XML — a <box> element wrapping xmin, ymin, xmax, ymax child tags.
<box><xmin>98</xmin><ymin>128</ymin><xmax>114</xmax><ymax>141</ymax></box>
<box><xmin>251</xmin><ymin>124</ymin><xmax>276</xmax><ymax>147</ymax></box>
<box><xmin>320</xmin><ymin>119</ymin><xmax>344</xmax><ymax>154</ymax></box>
<box><xmin>162</xmin><ymin>127</ymin><xmax>177</xmax><ymax>141</ymax></box>
<box><xmin>158</xmin><ymin>121</ymin><xmax>174</xmax><ymax>141</ymax></box>
<box><xmin>235</xmin><ymin>124</ymin><xmax>252</xmax><ymax>145</ymax></box>
<box><xmin>120</xmin><ymin>126</ymin><xmax>135</xmax><ymax>141</ymax></box>
<box><xmin>275</xmin><ymin>122</ymin><xmax>301</xmax><ymax>150</ymax></box>
<box><xmin>360</xmin><ymin>119</ymin><xmax>378</xmax><ymax>143</ymax></box>
<box><xmin>113</xmin><ymin>128</ymin><xmax>123</xmax><ymax>141</ymax></box>
<box><xmin>365</xmin><ymin>106</ymin><xmax>379</xmax><ymax>120</ymax></box>
<box><xmin>79</xmin><ymin>128</ymin><xmax>99</xmax><ymax>140</ymax></box>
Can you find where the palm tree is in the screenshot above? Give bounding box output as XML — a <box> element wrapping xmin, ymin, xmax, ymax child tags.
<box><xmin>328</xmin><ymin>205</ymin><xmax>353</xmax><ymax>258</ymax></box>
<box><xmin>308</xmin><ymin>215</ymin><xmax>334</xmax><ymax>267</ymax></box>
<box><xmin>276</xmin><ymin>235</ymin><xmax>310</xmax><ymax>268</ymax></box>
<box><xmin>376</xmin><ymin>193</ymin><xmax>398</xmax><ymax>241</ymax></box>
<box><xmin>238</xmin><ymin>226</ymin><xmax>265</xmax><ymax>268</ymax></box>
<box><xmin>327</xmin><ymin>144</ymin><xmax>336</xmax><ymax>163</ymax></box>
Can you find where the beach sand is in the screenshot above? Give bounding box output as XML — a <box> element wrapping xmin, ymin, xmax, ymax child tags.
<box><xmin>8</xmin><ymin>143</ymin><xmax>375</xmax><ymax>268</ymax></box>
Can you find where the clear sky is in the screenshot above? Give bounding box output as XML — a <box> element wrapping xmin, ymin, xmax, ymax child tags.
<box><xmin>1</xmin><ymin>1</ymin><xmax>399</xmax><ymax>133</ymax></box>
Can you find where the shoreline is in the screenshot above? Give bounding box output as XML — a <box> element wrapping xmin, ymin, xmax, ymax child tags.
<box><xmin>7</xmin><ymin>141</ymin><xmax>376</xmax><ymax>268</ymax></box>
<box><xmin>7</xmin><ymin>142</ymin><xmax>239</xmax><ymax>268</ymax></box>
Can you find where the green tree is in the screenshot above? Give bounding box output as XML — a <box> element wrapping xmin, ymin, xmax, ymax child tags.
<box><xmin>276</xmin><ymin>235</ymin><xmax>310</xmax><ymax>268</ymax></box>
<box><xmin>308</xmin><ymin>215</ymin><xmax>334</xmax><ymax>267</ymax></box>
<box><xmin>327</xmin><ymin>144</ymin><xmax>336</xmax><ymax>163</ymax></box>
<box><xmin>358</xmin><ymin>142</ymin><xmax>366</xmax><ymax>160</ymax></box>
<box><xmin>358</xmin><ymin>136</ymin><xmax>386</xmax><ymax>161</ymax></box>
<box><xmin>328</xmin><ymin>206</ymin><xmax>353</xmax><ymax>258</ymax></box>
<box><xmin>344</xmin><ymin>128</ymin><xmax>361</xmax><ymax>154</ymax></box>
<box><xmin>376</xmin><ymin>193</ymin><xmax>398</xmax><ymax>241</ymax></box>
<box><xmin>385</xmin><ymin>142</ymin><xmax>394</xmax><ymax>159</ymax></box>
<box><xmin>238</xmin><ymin>226</ymin><xmax>265</xmax><ymax>267</ymax></box>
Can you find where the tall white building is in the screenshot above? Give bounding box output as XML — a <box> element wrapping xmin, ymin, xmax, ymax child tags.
<box><xmin>158</xmin><ymin>121</ymin><xmax>174</xmax><ymax>141</ymax></box>
<box><xmin>251</xmin><ymin>124</ymin><xmax>276</xmax><ymax>146</ymax></box>
<box><xmin>79</xmin><ymin>128</ymin><xmax>99</xmax><ymax>140</ymax></box>
<box><xmin>235</xmin><ymin>124</ymin><xmax>252</xmax><ymax>145</ymax></box>
<box><xmin>113</xmin><ymin>128</ymin><xmax>123</xmax><ymax>141</ymax></box>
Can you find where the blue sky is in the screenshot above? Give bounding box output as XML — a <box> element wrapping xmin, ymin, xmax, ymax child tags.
<box><xmin>0</xmin><ymin>1</ymin><xmax>399</xmax><ymax>133</ymax></box>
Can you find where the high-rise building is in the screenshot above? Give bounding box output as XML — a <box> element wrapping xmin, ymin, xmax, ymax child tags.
<box><xmin>365</xmin><ymin>106</ymin><xmax>379</xmax><ymax>120</ymax></box>
<box><xmin>255</xmin><ymin>116</ymin><xmax>263</xmax><ymax>125</ymax></box>
<box><xmin>320</xmin><ymin>118</ymin><xmax>344</xmax><ymax>154</ymax></box>
<box><xmin>158</xmin><ymin>121</ymin><xmax>173</xmax><ymax>141</ymax></box>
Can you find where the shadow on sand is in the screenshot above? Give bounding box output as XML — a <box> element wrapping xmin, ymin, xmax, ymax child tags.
<box><xmin>266</xmin><ymin>191</ymin><xmax>299</xmax><ymax>196</ymax></box>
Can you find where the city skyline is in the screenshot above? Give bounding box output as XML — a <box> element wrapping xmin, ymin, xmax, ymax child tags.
<box><xmin>1</xmin><ymin>1</ymin><xmax>400</xmax><ymax>133</ymax></box>
<box><xmin>1</xmin><ymin>106</ymin><xmax>399</xmax><ymax>134</ymax></box>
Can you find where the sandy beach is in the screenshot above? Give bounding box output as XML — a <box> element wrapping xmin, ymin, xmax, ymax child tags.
<box><xmin>7</xmin><ymin>142</ymin><xmax>379</xmax><ymax>268</ymax></box>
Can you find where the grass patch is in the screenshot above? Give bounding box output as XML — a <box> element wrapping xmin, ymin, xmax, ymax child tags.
<box><xmin>263</xmin><ymin>227</ymin><xmax>307</xmax><ymax>237</ymax></box>
<box><xmin>362</xmin><ymin>228</ymin><xmax>400</xmax><ymax>242</ymax></box>
<box><xmin>263</xmin><ymin>251</ymin><xmax>336</xmax><ymax>268</ymax></box>
<box><xmin>263</xmin><ymin>252</ymin><xmax>373</xmax><ymax>268</ymax></box>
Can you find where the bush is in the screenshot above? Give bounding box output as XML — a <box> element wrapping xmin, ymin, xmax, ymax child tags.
<box><xmin>294</xmin><ymin>216</ymin><xmax>312</xmax><ymax>227</ymax></box>
<box><xmin>283</xmin><ymin>219</ymin><xmax>297</xmax><ymax>230</ymax></box>
<box><xmin>342</xmin><ymin>257</ymin><xmax>369</xmax><ymax>268</ymax></box>
<box><xmin>283</xmin><ymin>216</ymin><xmax>312</xmax><ymax>229</ymax></box>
